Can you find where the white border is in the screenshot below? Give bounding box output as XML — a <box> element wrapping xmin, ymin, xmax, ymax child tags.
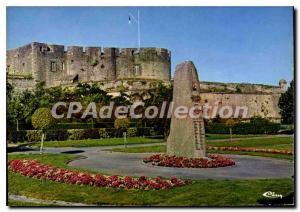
<box><xmin>1</xmin><ymin>1</ymin><xmax>297</xmax><ymax>211</ymax></box>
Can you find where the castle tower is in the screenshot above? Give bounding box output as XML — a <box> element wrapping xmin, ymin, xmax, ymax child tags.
<box><xmin>279</xmin><ymin>79</ymin><xmax>287</xmax><ymax>92</ymax></box>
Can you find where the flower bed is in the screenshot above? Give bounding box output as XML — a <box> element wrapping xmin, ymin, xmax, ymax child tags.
<box><xmin>8</xmin><ymin>159</ymin><xmax>188</xmax><ymax>190</ymax></box>
<box><xmin>207</xmin><ymin>146</ymin><xmax>293</xmax><ymax>155</ymax></box>
<box><xmin>143</xmin><ymin>154</ymin><xmax>235</xmax><ymax>168</ymax></box>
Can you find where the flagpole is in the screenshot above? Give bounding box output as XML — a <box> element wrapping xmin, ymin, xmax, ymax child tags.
<box><xmin>129</xmin><ymin>9</ymin><xmax>141</xmax><ymax>50</ymax></box>
<box><xmin>138</xmin><ymin>9</ymin><xmax>140</xmax><ymax>50</ymax></box>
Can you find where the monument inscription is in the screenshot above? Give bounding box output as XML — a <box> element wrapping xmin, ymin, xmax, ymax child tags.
<box><xmin>167</xmin><ymin>61</ymin><xmax>206</xmax><ymax>158</ymax></box>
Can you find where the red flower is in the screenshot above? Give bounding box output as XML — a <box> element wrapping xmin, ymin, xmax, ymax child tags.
<box><xmin>8</xmin><ymin>159</ymin><xmax>188</xmax><ymax>190</ymax></box>
<box><xmin>143</xmin><ymin>154</ymin><xmax>235</xmax><ymax>168</ymax></box>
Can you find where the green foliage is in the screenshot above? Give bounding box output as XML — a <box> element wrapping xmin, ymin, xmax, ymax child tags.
<box><xmin>26</xmin><ymin>130</ymin><xmax>43</xmax><ymax>142</ymax></box>
<box><xmin>31</xmin><ymin>108</ymin><xmax>55</xmax><ymax>131</ymax></box>
<box><xmin>278</xmin><ymin>80</ymin><xmax>294</xmax><ymax>124</ymax></box>
<box><xmin>8</xmin><ymin>153</ymin><xmax>294</xmax><ymax>206</ymax></box>
<box><xmin>206</xmin><ymin>118</ymin><xmax>281</xmax><ymax>135</ymax></box>
<box><xmin>225</xmin><ymin>118</ymin><xmax>236</xmax><ymax>128</ymax></box>
<box><xmin>114</xmin><ymin>118</ymin><xmax>130</xmax><ymax>130</ymax></box>
<box><xmin>236</xmin><ymin>86</ymin><xmax>242</xmax><ymax>93</ymax></box>
<box><xmin>67</xmin><ymin>129</ymin><xmax>86</xmax><ymax>140</ymax></box>
<box><xmin>7</xmin><ymin>130</ymin><xmax>26</xmax><ymax>143</ymax></box>
<box><xmin>67</xmin><ymin>128</ymin><xmax>99</xmax><ymax>140</ymax></box>
<box><xmin>90</xmin><ymin>59</ymin><xmax>99</xmax><ymax>67</ymax></box>
<box><xmin>46</xmin><ymin>130</ymin><xmax>69</xmax><ymax>141</ymax></box>
<box><xmin>127</xmin><ymin>127</ymin><xmax>137</xmax><ymax>137</ymax></box>
<box><xmin>99</xmin><ymin>128</ymin><xmax>109</xmax><ymax>138</ymax></box>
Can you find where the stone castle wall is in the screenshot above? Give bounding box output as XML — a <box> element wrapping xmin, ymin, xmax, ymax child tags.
<box><xmin>6</xmin><ymin>42</ymin><xmax>171</xmax><ymax>89</ymax></box>
<box><xmin>200</xmin><ymin>93</ymin><xmax>281</xmax><ymax>120</ymax></box>
<box><xmin>6</xmin><ymin>42</ymin><xmax>286</xmax><ymax>120</ymax></box>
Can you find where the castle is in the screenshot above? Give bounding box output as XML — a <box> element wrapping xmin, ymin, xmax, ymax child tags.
<box><xmin>6</xmin><ymin>42</ymin><xmax>171</xmax><ymax>89</ymax></box>
<box><xmin>7</xmin><ymin>42</ymin><xmax>287</xmax><ymax>121</ymax></box>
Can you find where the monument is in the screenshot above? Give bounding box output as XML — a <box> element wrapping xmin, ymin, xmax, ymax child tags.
<box><xmin>167</xmin><ymin>61</ymin><xmax>206</xmax><ymax>158</ymax></box>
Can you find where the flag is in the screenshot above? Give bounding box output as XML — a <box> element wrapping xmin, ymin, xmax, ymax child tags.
<box><xmin>128</xmin><ymin>15</ymin><xmax>131</xmax><ymax>24</ymax></box>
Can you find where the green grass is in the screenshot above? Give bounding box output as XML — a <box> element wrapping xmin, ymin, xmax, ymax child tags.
<box><xmin>25</xmin><ymin>134</ymin><xmax>281</xmax><ymax>148</ymax></box>
<box><xmin>112</xmin><ymin>137</ymin><xmax>294</xmax><ymax>160</ymax></box>
<box><xmin>7</xmin><ymin>154</ymin><xmax>294</xmax><ymax>206</ymax></box>
<box><xmin>8</xmin><ymin>200</ymin><xmax>55</xmax><ymax>206</ymax></box>
<box><xmin>206</xmin><ymin>134</ymin><xmax>262</xmax><ymax>140</ymax></box>
<box><xmin>113</xmin><ymin>145</ymin><xmax>166</xmax><ymax>153</ymax></box>
<box><xmin>207</xmin><ymin>137</ymin><xmax>294</xmax><ymax>150</ymax></box>
<box><xmin>30</xmin><ymin>137</ymin><xmax>164</xmax><ymax>148</ymax></box>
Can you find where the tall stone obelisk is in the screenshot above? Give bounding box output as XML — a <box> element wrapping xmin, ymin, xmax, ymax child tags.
<box><xmin>167</xmin><ymin>61</ymin><xmax>206</xmax><ymax>158</ymax></box>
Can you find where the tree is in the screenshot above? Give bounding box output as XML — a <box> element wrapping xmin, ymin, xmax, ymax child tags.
<box><xmin>31</xmin><ymin>108</ymin><xmax>55</xmax><ymax>153</ymax></box>
<box><xmin>7</xmin><ymin>93</ymin><xmax>24</xmax><ymax>131</ymax></box>
<box><xmin>225</xmin><ymin>118</ymin><xmax>236</xmax><ymax>142</ymax></box>
<box><xmin>114</xmin><ymin>118</ymin><xmax>130</xmax><ymax>132</ymax></box>
<box><xmin>114</xmin><ymin>118</ymin><xmax>130</xmax><ymax>148</ymax></box>
<box><xmin>278</xmin><ymin>80</ymin><xmax>294</xmax><ymax>124</ymax></box>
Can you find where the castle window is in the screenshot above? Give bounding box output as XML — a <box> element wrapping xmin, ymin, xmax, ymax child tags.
<box><xmin>101</xmin><ymin>64</ymin><xmax>105</xmax><ymax>69</ymax></box>
<box><xmin>47</xmin><ymin>46</ymin><xmax>51</xmax><ymax>51</ymax></box>
<box><xmin>22</xmin><ymin>63</ymin><xmax>25</xmax><ymax>67</ymax></box>
<box><xmin>50</xmin><ymin>61</ymin><xmax>57</xmax><ymax>72</ymax></box>
<box><xmin>71</xmin><ymin>59</ymin><xmax>74</xmax><ymax>63</ymax></box>
<box><xmin>134</xmin><ymin>65</ymin><xmax>141</xmax><ymax>76</ymax></box>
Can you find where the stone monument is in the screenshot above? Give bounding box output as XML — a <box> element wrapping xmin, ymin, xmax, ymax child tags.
<box><xmin>167</xmin><ymin>61</ymin><xmax>206</xmax><ymax>158</ymax></box>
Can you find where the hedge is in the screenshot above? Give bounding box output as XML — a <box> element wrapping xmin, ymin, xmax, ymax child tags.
<box><xmin>7</xmin><ymin>127</ymin><xmax>160</xmax><ymax>143</ymax></box>
<box><xmin>127</xmin><ymin>128</ymin><xmax>137</xmax><ymax>137</ymax></box>
<box><xmin>205</xmin><ymin>122</ymin><xmax>281</xmax><ymax>134</ymax></box>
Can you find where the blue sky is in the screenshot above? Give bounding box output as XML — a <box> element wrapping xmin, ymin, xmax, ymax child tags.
<box><xmin>7</xmin><ymin>7</ymin><xmax>293</xmax><ymax>85</ymax></box>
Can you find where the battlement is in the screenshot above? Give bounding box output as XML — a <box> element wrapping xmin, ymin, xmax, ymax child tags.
<box><xmin>7</xmin><ymin>42</ymin><xmax>172</xmax><ymax>88</ymax></box>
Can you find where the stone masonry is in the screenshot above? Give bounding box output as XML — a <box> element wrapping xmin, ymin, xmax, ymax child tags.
<box><xmin>6</xmin><ymin>42</ymin><xmax>288</xmax><ymax>121</ymax></box>
<box><xmin>6</xmin><ymin>42</ymin><xmax>171</xmax><ymax>89</ymax></box>
<box><xmin>167</xmin><ymin>61</ymin><xmax>206</xmax><ymax>158</ymax></box>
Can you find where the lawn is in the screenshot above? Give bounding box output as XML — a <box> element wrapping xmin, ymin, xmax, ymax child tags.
<box><xmin>26</xmin><ymin>134</ymin><xmax>273</xmax><ymax>148</ymax></box>
<box><xmin>112</xmin><ymin>137</ymin><xmax>294</xmax><ymax>160</ymax></box>
<box><xmin>30</xmin><ymin>137</ymin><xmax>164</xmax><ymax>148</ymax></box>
<box><xmin>7</xmin><ymin>154</ymin><xmax>294</xmax><ymax>206</ymax></box>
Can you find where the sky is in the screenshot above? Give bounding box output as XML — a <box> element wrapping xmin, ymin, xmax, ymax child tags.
<box><xmin>6</xmin><ymin>7</ymin><xmax>294</xmax><ymax>85</ymax></box>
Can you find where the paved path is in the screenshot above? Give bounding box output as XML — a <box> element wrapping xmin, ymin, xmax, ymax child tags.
<box><xmin>10</xmin><ymin>143</ymin><xmax>294</xmax><ymax>180</ymax></box>
<box><xmin>9</xmin><ymin>194</ymin><xmax>95</xmax><ymax>206</ymax></box>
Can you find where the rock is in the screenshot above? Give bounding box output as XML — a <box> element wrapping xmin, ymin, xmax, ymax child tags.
<box><xmin>167</xmin><ymin>61</ymin><xmax>206</xmax><ymax>158</ymax></box>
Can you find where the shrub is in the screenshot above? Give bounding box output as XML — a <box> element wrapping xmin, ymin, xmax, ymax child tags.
<box><xmin>114</xmin><ymin>118</ymin><xmax>130</xmax><ymax>130</ymax></box>
<box><xmin>46</xmin><ymin>130</ymin><xmax>68</xmax><ymax>141</ymax></box>
<box><xmin>7</xmin><ymin>130</ymin><xmax>26</xmax><ymax>143</ymax></box>
<box><xmin>127</xmin><ymin>127</ymin><xmax>137</xmax><ymax>137</ymax></box>
<box><xmin>31</xmin><ymin>108</ymin><xmax>55</xmax><ymax>131</ymax></box>
<box><xmin>67</xmin><ymin>129</ymin><xmax>86</xmax><ymax>140</ymax></box>
<box><xmin>83</xmin><ymin>129</ymin><xmax>100</xmax><ymax>139</ymax></box>
<box><xmin>67</xmin><ymin>129</ymin><xmax>100</xmax><ymax>140</ymax></box>
<box><xmin>99</xmin><ymin>128</ymin><xmax>109</xmax><ymax>138</ymax></box>
<box><xmin>205</xmin><ymin>120</ymin><xmax>281</xmax><ymax>135</ymax></box>
<box><xmin>26</xmin><ymin>130</ymin><xmax>43</xmax><ymax>142</ymax></box>
<box><xmin>149</xmin><ymin>128</ymin><xmax>157</xmax><ymax>136</ymax></box>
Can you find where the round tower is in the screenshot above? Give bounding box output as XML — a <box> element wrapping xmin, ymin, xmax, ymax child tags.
<box><xmin>279</xmin><ymin>79</ymin><xmax>287</xmax><ymax>92</ymax></box>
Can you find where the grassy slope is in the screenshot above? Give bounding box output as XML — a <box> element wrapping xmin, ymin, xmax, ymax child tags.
<box><xmin>7</xmin><ymin>154</ymin><xmax>293</xmax><ymax>206</ymax></box>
